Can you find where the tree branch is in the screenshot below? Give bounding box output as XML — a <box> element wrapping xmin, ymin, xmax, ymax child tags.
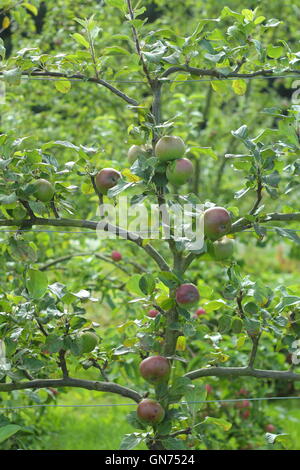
<box><xmin>0</xmin><ymin>71</ymin><xmax>139</xmax><ymax>107</ymax></box>
<box><xmin>0</xmin><ymin>377</ymin><xmax>142</xmax><ymax>402</ymax></box>
<box><xmin>0</xmin><ymin>217</ymin><xmax>170</xmax><ymax>271</ymax></box>
<box><xmin>160</xmin><ymin>65</ymin><xmax>300</xmax><ymax>80</ymax></box>
<box><xmin>185</xmin><ymin>366</ymin><xmax>300</xmax><ymax>382</ymax></box>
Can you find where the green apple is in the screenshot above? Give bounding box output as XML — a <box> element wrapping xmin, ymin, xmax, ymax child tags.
<box><xmin>213</xmin><ymin>237</ymin><xmax>235</xmax><ymax>260</ymax></box>
<box><xmin>155</xmin><ymin>136</ymin><xmax>185</xmax><ymax>161</ymax></box>
<box><xmin>32</xmin><ymin>179</ymin><xmax>54</xmax><ymax>202</ymax></box>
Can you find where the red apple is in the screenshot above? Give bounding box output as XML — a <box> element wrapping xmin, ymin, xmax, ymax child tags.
<box><xmin>32</xmin><ymin>179</ymin><xmax>54</xmax><ymax>202</ymax></box>
<box><xmin>148</xmin><ymin>309</ymin><xmax>159</xmax><ymax>318</ymax></box>
<box><xmin>265</xmin><ymin>424</ymin><xmax>276</xmax><ymax>433</ymax></box>
<box><xmin>241</xmin><ymin>409</ymin><xmax>250</xmax><ymax>419</ymax></box>
<box><xmin>111</xmin><ymin>251</ymin><xmax>122</xmax><ymax>262</ymax></box>
<box><xmin>166</xmin><ymin>158</ymin><xmax>193</xmax><ymax>186</ymax></box>
<box><xmin>176</xmin><ymin>283</ymin><xmax>200</xmax><ymax>308</ymax></box>
<box><xmin>137</xmin><ymin>399</ymin><xmax>165</xmax><ymax>424</ymax></box>
<box><xmin>238</xmin><ymin>388</ymin><xmax>249</xmax><ymax>396</ymax></box>
<box><xmin>95</xmin><ymin>168</ymin><xmax>121</xmax><ymax>195</ymax></box>
<box><xmin>139</xmin><ymin>356</ymin><xmax>170</xmax><ymax>384</ymax></box>
<box><xmin>205</xmin><ymin>384</ymin><xmax>213</xmax><ymax>394</ymax></box>
<box><xmin>195</xmin><ymin>307</ymin><xmax>206</xmax><ymax>316</ymax></box>
<box><xmin>204</xmin><ymin>207</ymin><xmax>232</xmax><ymax>241</ymax></box>
<box><xmin>213</xmin><ymin>237</ymin><xmax>235</xmax><ymax>260</ymax></box>
<box><xmin>155</xmin><ymin>136</ymin><xmax>185</xmax><ymax>161</ymax></box>
<box><xmin>236</xmin><ymin>399</ymin><xmax>250</xmax><ymax>409</ymax></box>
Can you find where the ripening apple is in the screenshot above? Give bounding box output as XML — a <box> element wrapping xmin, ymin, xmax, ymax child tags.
<box><xmin>137</xmin><ymin>399</ymin><xmax>165</xmax><ymax>424</ymax></box>
<box><xmin>205</xmin><ymin>384</ymin><xmax>213</xmax><ymax>394</ymax></box>
<box><xmin>79</xmin><ymin>331</ymin><xmax>99</xmax><ymax>353</ymax></box>
<box><xmin>176</xmin><ymin>283</ymin><xmax>200</xmax><ymax>308</ymax></box>
<box><xmin>127</xmin><ymin>145</ymin><xmax>147</xmax><ymax>165</ymax></box>
<box><xmin>111</xmin><ymin>251</ymin><xmax>122</xmax><ymax>262</ymax></box>
<box><xmin>241</xmin><ymin>409</ymin><xmax>251</xmax><ymax>420</ymax></box>
<box><xmin>166</xmin><ymin>158</ymin><xmax>193</xmax><ymax>186</ymax></box>
<box><xmin>235</xmin><ymin>399</ymin><xmax>250</xmax><ymax>409</ymax></box>
<box><xmin>213</xmin><ymin>237</ymin><xmax>235</xmax><ymax>260</ymax></box>
<box><xmin>195</xmin><ymin>307</ymin><xmax>206</xmax><ymax>316</ymax></box>
<box><xmin>139</xmin><ymin>356</ymin><xmax>170</xmax><ymax>384</ymax></box>
<box><xmin>32</xmin><ymin>179</ymin><xmax>54</xmax><ymax>202</ymax></box>
<box><xmin>204</xmin><ymin>206</ymin><xmax>232</xmax><ymax>241</ymax></box>
<box><xmin>148</xmin><ymin>309</ymin><xmax>159</xmax><ymax>318</ymax></box>
<box><xmin>95</xmin><ymin>168</ymin><xmax>121</xmax><ymax>195</ymax></box>
<box><xmin>155</xmin><ymin>136</ymin><xmax>185</xmax><ymax>162</ymax></box>
<box><xmin>265</xmin><ymin>424</ymin><xmax>276</xmax><ymax>433</ymax></box>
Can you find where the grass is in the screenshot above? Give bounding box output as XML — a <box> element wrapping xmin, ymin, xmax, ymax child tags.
<box><xmin>35</xmin><ymin>388</ymin><xmax>300</xmax><ymax>450</ymax></box>
<box><xmin>39</xmin><ymin>389</ymin><xmax>147</xmax><ymax>450</ymax></box>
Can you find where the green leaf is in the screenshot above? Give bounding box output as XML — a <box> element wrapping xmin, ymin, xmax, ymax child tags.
<box><xmin>158</xmin><ymin>271</ymin><xmax>180</xmax><ymax>289</ymax></box>
<box><xmin>22</xmin><ymin>2</ymin><xmax>38</xmax><ymax>15</ymax></box>
<box><xmin>72</xmin><ymin>33</ymin><xmax>90</xmax><ymax>49</ymax></box>
<box><xmin>275</xmin><ymin>296</ymin><xmax>300</xmax><ymax>312</ymax></box>
<box><xmin>161</xmin><ymin>437</ymin><xmax>187</xmax><ymax>450</ymax></box>
<box><xmin>54</xmin><ymin>79</ymin><xmax>71</xmax><ymax>94</ymax></box>
<box><xmin>139</xmin><ymin>274</ymin><xmax>156</xmax><ymax>295</ymax></box>
<box><xmin>218</xmin><ymin>315</ymin><xmax>232</xmax><ymax>333</ymax></box>
<box><xmin>267</xmin><ymin>45</ymin><xmax>283</xmax><ymax>59</ymax></box>
<box><xmin>204</xmin><ymin>300</ymin><xmax>227</xmax><ymax>313</ymax></box>
<box><xmin>120</xmin><ymin>433</ymin><xmax>143</xmax><ymax>450</ymax></box>
<box><xmin>0</xmin><ymin>425</ymin><xmax>21</xmax><ymax>444</ymax></box>
<box><xmin>26</xmin><ymin>269</ymin><xmax>48</xmax><ymax>299</ymax></box>
<box><xmin>102</xmin><ymin>46</ymin><xmax>130</xmax><ymax>56</ymax></box>
<box><xmin>203</xmin><ymin>416</ymin><xmax>232</xmax><ymax>431</ymax></box>
<box><xmin>275</xmin><ymin>228</ymin><xmax>300</xmax><ymax>245</ymax></box>
<box><xmin>232</xmin><ymin>79</ymin><xmax>247</xmax><ymax>96</ymax></box>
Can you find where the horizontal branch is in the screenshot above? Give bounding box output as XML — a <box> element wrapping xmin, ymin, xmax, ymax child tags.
<box><xmin>0</xmin><ymin>70</ymin><xmax>138</xmax><ymax>107</ymax></box>
<box><xmin>0</xmin><ymin>217</ymin><xmax>170</xmax><ymax>271</ymax></box>
<box><xmin>160</xmin><ymin>65</ymin><xmax>300</xmax><ymax>80</ymax></box>
<box><xmin>0</xmin><ymin>377</ymin><xmax>142</xmax><ymax>403</ymax></box>
<box><xmin>231</xmin><ymin>212</ymin><xmax>300</xmax><ymax>234</ymax></box>
<box><xmin>185</xmin><ymin>366</ymin><xmax>300</xmax><ymax>382</ymax></box>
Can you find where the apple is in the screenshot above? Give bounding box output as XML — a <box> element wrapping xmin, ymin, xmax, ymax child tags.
<box><xmin>213</xmin><ymin>237</ymin><xmax>235</xmax><ymax>260</ymax></box>
<box><xmin>241</xmin><ymin>409</ymin><xmax>250</xmax><ymax>420</ymax></box>
<box><xmin>265</xmin><ymin>424</ymin><xmax>276</xmax><ymax>433</ymax></box>
<box><xmin>238</xmin><ymin>388</ymin><xmax>249</xmax><ymax>396</ymax></box>
<box><xmin>148</xmin><ymin>309</ymin><xmax>159</xmax><ymax>318</ymax></box>
<box><xmin>139</xmin><ymin>355</ymin><xmax>170</xmax><ymax>384</ymax></box>
<box><xmin>95</xmin><ymin>168</ymin><xmax>121</xmax><ymax>195</ymax></box>
<box><xmin>176</xmin><ymin>283</ymin><xmax>200</xmax><ymax>308</ymax></box>
<box><xmin>111</xmin><ymin>251</ymin><xmax>122</xmax><ymax>262</ymax></box>
<box><xmin>155</xmin><ymin>136</ymin><xmax>185</xmax><ymax>161</ymax></box>
<box><xmin>137</xmin><ymin>399</ymin><xmax>165</xmax><ymax>424</ymax></box>
<box><xmin>49</xmin><ymin>387</ymin><xmax>59</xmax><ymax>396</ymax></box>
<box><xmin>128</xmin><ymin>145</ymin><xmax>147</xmax><ymax>165</ymax></box>
<box><xmin>236</xmin><ymin>399</ymin><xmax>250</xmax><ymax>409</ymax></box>
<box><xmin>205</xmin><ymin>384</ymin><xmax>213</xmax><ymax>394</ymax></box>
<box><xmin>195</xmin><ymin>308</ymin><xmax>206</xmax><ymax>316</ymax></box>
<box><xmin>79</xmin><ymin>331</ymin><xmax>99</xmax><ymax>353</ymax></box>
<box><xmin>166</xmin><ymin>158</ymin><xmax>193</xmax><ymax>185</ymax></box>
<box><xmin>32</xmin><ymin>179</ymin><xmax>54</xmax><ymax>202</ymax></box>
<box><xmin>204</xmin><ymin>207</ymin><xmax>232</xmax><ymax>241</ymax></box>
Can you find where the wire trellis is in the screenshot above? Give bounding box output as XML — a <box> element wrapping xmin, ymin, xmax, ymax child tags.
<box><xmin>0</xmin><ymin>74</ymin><xmax>299</xmax><ymax>85</ymax></box>
<box><xmin>1</xmin><ymin>395</ymin><xmax>300</xmax><ymax>411</ymax></box>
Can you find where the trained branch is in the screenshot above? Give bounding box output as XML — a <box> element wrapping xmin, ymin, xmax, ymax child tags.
<box><xmin>0</xmin><ymin>217</ymin><xmax>170</xmax><ymax>271</ymax></box>
<box><xmin>160</xmin><ymin>65</ymin><xmax>300</xmax><ymax>80</ymax></box>
<box><xmin>185</xmin><ymin>366</ymin><xmax>300</xmax><ymax>382</ymax></box>
<box><xmin>0</xmin><ymin>71</ymin><xmax>138</xmax><ymax>107</ymax></box>
<box><xmin>0</xmin><ymin>377</ymin><xmax>142</xmax><ymax>402</ymax></box>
